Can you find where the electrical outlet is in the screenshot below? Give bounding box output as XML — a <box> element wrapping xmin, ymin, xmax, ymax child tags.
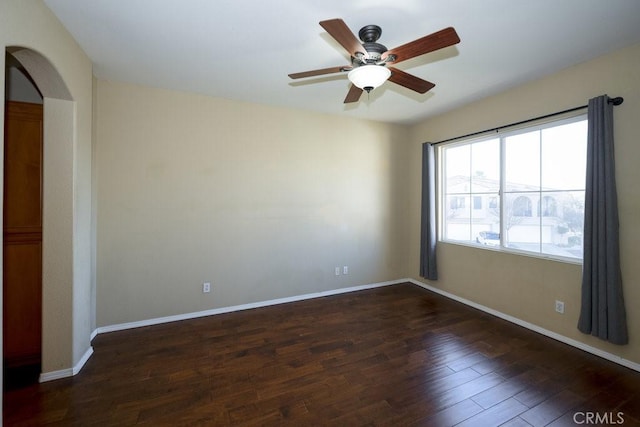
<box><xmin>335</xmin><ymin>267</ymin><xmax>340</xmax><ymax>276</ymax></box>
<box><xmin>203</xmin><ymin>282</ymin><xmax>211</xmax><ymax>293</ymax></box>
<box><xmin>555</xmin><ymin>300</ymin><xmax>565</xmax><ymax>314</ymax></box>
<box><xmin>343</xmin><ymin>266</ymin><xmax>348</xmax><ymax>275</ymax></box>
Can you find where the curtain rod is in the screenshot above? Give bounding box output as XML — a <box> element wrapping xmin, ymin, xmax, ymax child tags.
<box><xmin>430</xmin><ymin>96</ymin><xmax>624</xmax><ymax>146</ymax></box>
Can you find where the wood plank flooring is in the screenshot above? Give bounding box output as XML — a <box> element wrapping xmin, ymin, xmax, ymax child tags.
<box><xmin>4</xmin><ymin>283</ymin><xmax>640</xmax><ymax>426</ymax></box>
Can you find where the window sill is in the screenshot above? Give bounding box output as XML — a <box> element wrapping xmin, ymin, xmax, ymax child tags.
<box><xmin>439</xmin><ymin>239</ymin><xmax>583</xmax><ymax>266</ymax></box>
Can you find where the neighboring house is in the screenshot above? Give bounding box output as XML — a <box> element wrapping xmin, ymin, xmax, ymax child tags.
<box><xmin>445</xmin><ymin>174</ymin><xmax>583</xmax><ymax>257</ymax></box>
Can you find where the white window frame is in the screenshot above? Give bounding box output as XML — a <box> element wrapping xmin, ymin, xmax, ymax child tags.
<box><xmin>437</xmin><ymin>112</ymin><xmax>587</xmax><ymax>264</ymax></box>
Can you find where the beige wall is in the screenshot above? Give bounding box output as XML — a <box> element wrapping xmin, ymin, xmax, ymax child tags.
<box><xmin>95</xmin><ymin>80</ymin><xmax>411</xmax><ymax>326</ymax></box>
<box><xmin>408</xmin><ymin>43</ymin><xmax>640</xmax><ymax>365</ymax></box>
<box><xmin>1</xmin><ymin>0</ymin><xmax>94</xmax><ymax>376</ymax></box>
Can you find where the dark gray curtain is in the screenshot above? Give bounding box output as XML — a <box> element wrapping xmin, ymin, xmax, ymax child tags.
<box><xmin>577</xmin><ymin>95</ymin><xmax>628</xmax><ymax>345</ymax></box>
<box><xmin>420</xmin><ymin>143</ymin><xmax>438</xmax><ymax>280</ymax></box>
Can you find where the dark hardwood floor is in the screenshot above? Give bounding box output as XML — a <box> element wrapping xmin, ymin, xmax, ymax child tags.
<box><xmin>4</xmin><ymin>283</ymin><xmax>640</xmax><ymax>426</ymax></box>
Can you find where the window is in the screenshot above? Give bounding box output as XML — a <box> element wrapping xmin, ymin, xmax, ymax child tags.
<box><xmin>539</xmin><ymin>196</ymin><xmax>557</xmax><ymax>217</ymax></box>
<box><xmin>473</xmin><ymin>196</ymin><xmax>483</xmax><ymax>210</ymax></box>
<box><xmin>512</xmin><ymin>196</ymin><xmax>532</xmax><ymax>217</ymax></box>
<box><xmin>450</xmin><ymin>196</ymin><xmax>466</xmax><ymax>210</ymax></box>
<box><xmin>439</xmin><ymin>115</ymin><xmax>587</xmax><ymax>261</ymax></box>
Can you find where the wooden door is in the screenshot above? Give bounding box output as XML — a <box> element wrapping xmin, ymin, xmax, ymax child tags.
<box><xmin>3</xmin><ymin>101</ymin><xmax>43</xmax><ymax>370</ymax></box>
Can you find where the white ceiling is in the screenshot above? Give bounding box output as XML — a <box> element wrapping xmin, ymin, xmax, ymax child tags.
<box><xmin>44</xmin><ymin>0</ymin><xmax>640</xmax><ymax>125</ymax></box>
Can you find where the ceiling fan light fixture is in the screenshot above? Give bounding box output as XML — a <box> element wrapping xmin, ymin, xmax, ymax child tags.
<box><xmin>347</xmin><ymin>65</ymin><xmax>391</xmax><ymax>92</ymax></box>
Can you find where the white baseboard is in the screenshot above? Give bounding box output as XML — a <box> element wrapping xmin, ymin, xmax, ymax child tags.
<box><xmin>408</xmin><ymin>278</ymin><xmax>640</xmax><ymax>373</ymax></box>
<box><xmin>50</xmin><ymin>277</ymin><xmax>638</xmax><ymax>382</ymax></box>
<box><xmin>45</xmin><ymin>280</ymin><xmax>401</xmax><ymax>381</ymax></box>
<box><xmin>39</xmin><ymin>346</ymin><xmax>94</xmax><ymax>383</ymax></box>
<box><xmin>95</xmin><ymin>279</ymin><xmax>405</xmax><ymax>335</ymax></box>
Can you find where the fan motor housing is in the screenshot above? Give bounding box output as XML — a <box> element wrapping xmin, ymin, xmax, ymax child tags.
<box><xmin>359</xmin><ymin>25</ymin><xmax>387</xmax><ymax>60</ymax></box>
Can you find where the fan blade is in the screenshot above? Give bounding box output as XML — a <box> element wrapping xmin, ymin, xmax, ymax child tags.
<box><xmin>388</xmin><ymin>67</ymin><xmax>435</xmax><ymax>93</ymax></box>
<box><xmin>288</xmin><ymin>66</ymin><xmax>350</xmax><ymax>79</ymax></box>
<box><xmin>344</xmin><ymin>84</ymin><xmax>363</xmax><ymax>103</ymax></box>
<box><xmin>383</xmin><ymin>27</ymin><xmax>460</xmax><ymax>64</ymax></box>
<box><xmin>320</xmin><ymin>19</ymin><xmax>369</xmax><ymax>59</ymax></box>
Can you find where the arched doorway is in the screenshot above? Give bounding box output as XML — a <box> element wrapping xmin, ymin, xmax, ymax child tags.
<box><xmin>3</xmin><ymin>46</ymin><xmax>76</xmax><ymax>388</ymax></box>
<box><xmin>3</xmin><ymin>51</ymin><xmax>44</xmax><ymax>387</ymax></box>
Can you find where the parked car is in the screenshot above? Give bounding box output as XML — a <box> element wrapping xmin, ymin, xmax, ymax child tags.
<box><xmin>476</xmin><ymin>231</ymin><xmax>500</xmax><ymax>246</ymax></box>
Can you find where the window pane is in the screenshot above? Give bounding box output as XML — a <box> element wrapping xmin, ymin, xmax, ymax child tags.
<box><xmin>541</xmin><ymin>120</ymin><xmax>587</xmax><ymax>190</ymax></box>
<box><xmin>504</xmin><ymin>192</ymin><xmax>540</xmax><ymax>252</ymax></box>
<box><xmin>472</xmin><ymin>195</ymin><xmax>500</xmax><ymax>246</ymax></box>
<box><xmin>445</xmin><ymin>195</ymin><xmax>471</xmax><ymax>242</ymax></box>
<box><xmin>471</xmin><ymin>138</ymin><xmax>500</xmax><ymax>192</ymax></box>
<box><xmin>505</xmin><ymin>130</ymin><xmax>540</xmax><ymax>191</ymax></box>
<box><xmin>541</xmin><ymin>190</ymin><xmax>584</xmax><ymax>259</ymax></box>
<box><xmin>445</xmin><ymin>144</ymin><xmax>470</xmax><ymax>194</ymax></box>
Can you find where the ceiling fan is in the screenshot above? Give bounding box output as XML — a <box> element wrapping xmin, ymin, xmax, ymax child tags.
<box><xmin>288</xmin><ymin>19</ymin><xmax>460</xmax><ymax>103</ymax></box>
